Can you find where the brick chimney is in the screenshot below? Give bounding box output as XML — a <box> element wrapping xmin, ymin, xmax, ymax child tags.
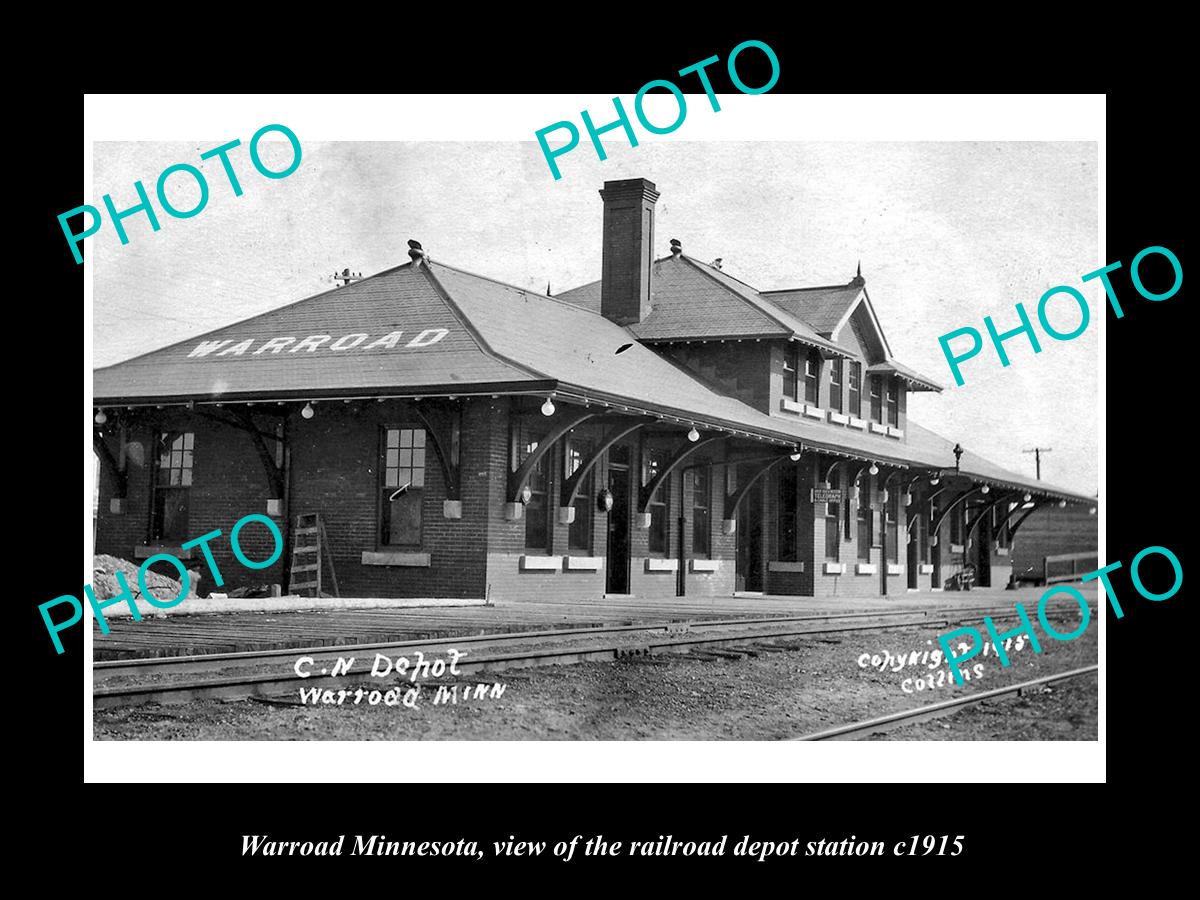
<box><xmin>599</xmin><ymin>178</ymin><xmax>659</xmax><ymax>325</ymax></box>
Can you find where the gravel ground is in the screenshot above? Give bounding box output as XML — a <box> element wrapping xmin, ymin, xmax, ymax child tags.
<box><xmin>865</xmin><ymin>672</ymin><xmax>1098</xmax><ymax>740</ymax></box>
<box><xmin>94</xmin><ymin>619</ymin><xmax>1098</xmax><ymax>741</ymax></box>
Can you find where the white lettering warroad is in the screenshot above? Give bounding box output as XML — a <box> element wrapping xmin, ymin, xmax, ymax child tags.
<box><xmin>187</xmin><ymin>328</ymin><xmax>450</xmax><ymax>358</ymax></box>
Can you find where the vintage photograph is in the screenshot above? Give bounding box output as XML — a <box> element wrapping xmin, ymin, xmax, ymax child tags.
<box><xmin>89</xmin><ymin>141</ymin><xmax>1099</xmax><ymax>740</ymax></box>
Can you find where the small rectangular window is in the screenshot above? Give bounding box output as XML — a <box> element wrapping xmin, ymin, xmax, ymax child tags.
<box><xmin>380</xmin><ymin>427</ymin><xmax>425</xmax><ymax>547</ymax></box>
<box><xmin>566</xmin><ymin>439</ymin><xmax>594</xmax><ymax>552</ymax></box>
<box><xmin>644</xmin><ymin>445</ymin><xmax>670</xmax><ymax>556</ymax></box>
<box><xmin>887</xmin><ymin>378</ymin><xmax>900</xmax><ymax>427</ymax></box>
<box><xmin>782</xmin><ymin>347</ymin><xmax>798</xmax><ymax>402</ymax></box>
<box><xmin>152</xmin><ymin>431</ymin><xmax>194</xmax><ymax>541</ymax></box>
<box><xmin>825</xmin><ymin>469</ymin><xmax>841</xmax><ymax>561</ymax></box>
<box><xmin>848</xmin><ymin>362</ymin><xmax>862</xmax><ymax>418</ymax></box>
<box><xmin>777</xmin><ymin>465</ymin><xmax>798</xmax><ymax>562</ymax></box>
<box><xmin>804</xmin><ymin>352</ymin><xmax>820</xmax><ymax>405</ymax></box>
<box><xmin>857</xmin><ymin>474</ymin><xmax>872</xmax><ymax>561</ymax></box>
<box><xmin>692</xmin><ymin>466</ymin><xmax>711</xmax><ymax>557</ymax></box>
<box><xmin>870</xmin><ymin>375</ymin><xmax>883</xmax><ymax>423</ymax></box>
<box><xmin>886</xmin><ymin>489</ymin><xmax>899</xmax><ymax>562</ymax></box>
<box><xmin>513</xmin><ymin>421</ymin><xmax>549</xmax><ymax>552</ymax></box>
<box><xmin>829</xmin><ymin>359</ymin><xmax>843</xmax><ymax>413</ymax></box>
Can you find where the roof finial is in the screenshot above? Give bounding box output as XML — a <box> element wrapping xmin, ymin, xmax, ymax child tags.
<box><xmin>857</xmin><ymin>260</ymin><xmax>861</xmax><ymax>278</ymax></box>
<box><xmin>669</xmin><ymin>238</ymin><xmax>682</xmax><ymax>258</ymax></box>
<box><xmin>546</xmin><ymin>281</ymin><xmax>552</xmax><ymax>296</ymax></box>
<box><xmin>850</xmin><ymin>260</ymin><xmax>865</xmax><ymax>287</ymax></box>
<box><xmin>407</xmin><ymin>239</ymin><xmax>426</xmax><ymax>264</ymax></box>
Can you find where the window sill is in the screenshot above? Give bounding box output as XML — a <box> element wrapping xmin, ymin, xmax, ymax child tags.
<box><xmin>886</xmin><ymin>426</ymin><xmax>904</xmax><ymax>438</ymax></box>
<box><xmin>362</xmin><ymin>551</ymin><xmax>431</xmax><ymax>567</ymax></box>
<box><xmin>519</xmin><ymin>555</ymin><xmax>561</xmax><ymax>571</ymax></box>
<box><xmin>887</xmin><ymin>563</ymin><xmax>905</xmax><ymax>575</ymax></box>
<box><xmin>869</xmin><ymin>422</ymin><xmax>888</xmax><ymax>435</ymax></box>
<box><xmin>134</xmin><ymin>545</ymin><xmax>194</xmax><ymax>561</ymax></box>
<box><xmin>767</xmin><ymin>561</ymin><xmax>806</xmax><ymax>573</ymax></box>
<box><xmin>645</xmin><ymin>558</ymin><xmax>678</xmax><ymax>572</ymax></box>
<box><xmin>848</xmin><ymin>417</ymin><xmax>867</xmax><ymax>430</ymax></box>
<box><xmin>823</xmin><ymin>562</ymin><xmax>845</xmax><ymax>575</ymax></box>
<box><xmin>856</xmin><ymin>563</ymin><xmax>878</xmax><ymax>575</ymax></box>
<box><xmin>802</xmin><ymin>404</ymin><xmax>826</xmax><ymax>420</ymax></box>
<box><xmin>919</xmin><ymin>564</ymin><xmax>935</xmax><ymax>574</ymax></box>
<box><xmin>828</xmin><ymin>411</ymin><xmax>849</xmax><ymax>425</ymax></box>
<box><xmin>689</xmin><ymin>559</ymin><xmax>719</xmax><ymax>573</ymax></box>
<box><xmin>564</xmin><ymin>555</ymin><xmax>601</xmax><ymax>571</ymax></box>
<box><xmin>779</xmin><ymin>397</ymin><xmax>804</xmax><ymax>415</ymax></box>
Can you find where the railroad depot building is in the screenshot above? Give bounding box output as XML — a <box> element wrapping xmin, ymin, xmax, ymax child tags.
<box><xmin>92</xmin><ymin>178</ymin><xmax>1093</xmax><ymax>603</ymax></box>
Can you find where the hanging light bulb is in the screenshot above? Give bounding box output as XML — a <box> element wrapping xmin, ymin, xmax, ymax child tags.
<box><xmin>981</xmin><ymin>484</ymin><xmax>990</xmax><ymax>494</ymax></box>
<box><xmin>868</xmin><ymin>463</ymin><xmax>879</xmax><ymax>475</ymax></box>
<box><xmin>930</xmin><ymin>476</ymin><xmax>940</xmax><ymax>486</ymax></box>
<box><xmin>94</xmin><ymin>408</ymin><xmax>107</xmax><ymax>425</ymax></box>
<box><xmin>789</xmin><ymin>452</ymin><xmax>802</xmax><ymax>462</ymax></box>
<box><xmin>687</xmin><ymin>425</ymin><xmax>700</xmax><ymax>442</ymax></box>
<box><xmin>1023</xmin><ymin>492</ymin><xmax>1032</xmax><ymax>502</ymax></box>
<box><xmin>541</xmin><ymin>396</ymin><xmax>556</xmax><ymax>417</ymax></box>
<box><xmin>1059</xmin><ymin>499</ymin><xmax>1067</xmax><ymax>508</ymax></box>
<box><xmin>301</xmin><ymin>402</ymin><xmax>315</xmax><ymax>419</ymax></box>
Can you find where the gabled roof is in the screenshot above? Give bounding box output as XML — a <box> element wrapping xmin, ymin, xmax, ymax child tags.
<box><xmin>760</xmin><ymin>282</ymin><xmax>863</xmax><ymax>335</ymax></box>
<box><xmin>556</xmin><ymin>254</ymin><xmax>848</xmax><ymax>356</ymax></box>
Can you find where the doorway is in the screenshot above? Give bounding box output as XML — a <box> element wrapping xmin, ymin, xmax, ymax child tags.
<box><xmin>605</xmin><ymin>463</ymin><xmax>631</xmax><ymax>594</ymax></box>
<box><xmin>735</xmin><ymin>481</ymin><xmax>764</xmax><ymax>592</ymax></box>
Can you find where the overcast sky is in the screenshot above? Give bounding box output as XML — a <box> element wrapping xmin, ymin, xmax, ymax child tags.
<box><xmin>92</xmin><ymin>141</ymin><xmax>1098</xmax><ymax>494</ymax></box>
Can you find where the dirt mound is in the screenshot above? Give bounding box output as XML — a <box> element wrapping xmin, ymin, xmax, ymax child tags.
<box><xmin>92</xmin><ymin>555</ymin><xmax>201</xmax><ymax>604</ymax></box>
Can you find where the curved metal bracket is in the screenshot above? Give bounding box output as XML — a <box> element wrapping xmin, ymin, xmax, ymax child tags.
<box><xmin>560</xmin><ymin>420</ymin><xmax>646</xmax><ymax>507</ymax></box>
<box><xmin>965</xmin><ymin>492</ymin><xmax>1019</xmax><ymax>543</ymax></box>
<box><xmin>822</xmin><ymin>459</ymin><xmax>845</xmax><ymax>484</ymax></box>
<box><xmin>639</xmin><ymin>434</ymin><xmax>726</xmax><ymax>513</ymax></box>
<box><xmin>508</xmin><ymin>410</ymin><xmax>599</xmax><ymax>502</ymax></box>
<box><xmin>408</xmin><ymin>402</ymin><xmax>462</xmax><ymax>501</ymax></box>
<box><xmin>93</xmin><ymin>433</ymin><xmax>128</xmax><ymax>499</ymax></box>
<box><xmin>1006</xmin><ymin>502</ymin><xmax>1046</xmax><ymax>542</ymax></box>
<box><xmin>931</xmin><ymin>485</ymin><xmax>985</xmax><ymax>537</ymax></box>
<box><xmin>726</xmin><ymin>454</ymin><xmax>791</xmax><ymax>519</ymax></box>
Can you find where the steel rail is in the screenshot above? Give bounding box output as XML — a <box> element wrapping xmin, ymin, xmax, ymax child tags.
<box><xmin>792</xmin><ymin>664</ymin><xmax>1099</xmax><ymax>741</ymax></box>
<box><xmin>93</xmin><ymin>603</ymin><xmax>1068</xmax><ymax>677</ymax></box>
<box><xmin>93</xmin><ymin>606</ymin><xmax>1095</xmax><ymax>709</ymax></box>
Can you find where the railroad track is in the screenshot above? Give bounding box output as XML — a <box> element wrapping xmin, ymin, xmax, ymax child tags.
<box><xmin>793</xmin><ymin>664</ymin><xmax>1099</xmax><ymax>741</ymax></box>
<box><xmin>93</xmin><ymin>603</ymin><xmax>1094</xmax><ymax>709</ymax></box>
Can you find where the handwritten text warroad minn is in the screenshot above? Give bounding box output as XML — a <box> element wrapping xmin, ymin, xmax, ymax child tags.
<box><xmin>293</xmin><ymin>650</ymin><xmax>505</xmax><ymax>709</ymax></box>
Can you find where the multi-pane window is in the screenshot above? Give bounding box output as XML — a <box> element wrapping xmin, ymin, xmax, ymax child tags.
<box><xmin>870</xmin><ymin>375</ymin><xmax>883</xmax><ymax>423</ymax></box>
<box><xmin>566</xmin><ymin>439</ymin><xmax>593</xmax><ymax>552</ymax></box>
<box><xmin>825</xmin><ymin>469</ymin><xmax>841</xmax><ymax>561</ymax></box>
<box><xmin>692</xmin><ymin>466</ymin><xmax>711</xmax><ymax>557</ymax></box>
<box><xmin>777</xmin><ymin>465</ymin><xmax>798</xmax><ymax>562</ymax></box>
<box><xmin>644</xmin><ymin>446</ymin><xmax>670</xmax><ymax>556</ymax></box>
<box><xmin>804</xmin><ymin>352</ymin><xmax>820</xmax><ymax>405</ymax></box>
<box><xmin>886</xmin><ymin>488</ymin><xmax>899</xmax><ymax>562</ymax></box>
<box><xmin>380</xmin><ymin>427</ymin><xmax>426</xmax><ymax>547</ymax></box>
<box><xmin>152</xmin><ymin>431</ymin><xmax>194</xmax><ymax>541</ymax></box>
<box><xmin>848</xmin><ymin>362</ymin><xmax>862</xmax><ymax>418</ymax></box>
<box><xmin>887</xmin><ymin>377</ymin><xmax>900</xmax><ymax>427</ymax></box>
<box><xmin>782</xmin><ymin>346</ymin><xmax>799</xmax><ymax>402</ymax></box>
<box><xmin>829</xmin><ymin>359</ymin><xmax>844</xmax><ymax>413</ymax></box>
<box><xmin>857</xmin><ymin>474</ymin><xmax>872</xmax><ymax>560</ymax></box>
<box><xmin>513</xmin><ymin>421</ymin><xmax>549</xmax><ymax>552</ymax></box>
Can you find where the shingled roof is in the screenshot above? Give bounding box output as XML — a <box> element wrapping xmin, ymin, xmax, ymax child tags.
<box><xmin>93</xmin><ymin>257</ymin><xmax>1086</xmax><ymax>502</ymax></box>
<box><xmin>760</xmin><ymin>282</ymin><xmax>864</xmax><ymax>334</ymax></box>
<box><xmin>556</xmin><ymin>254</ymin><xmax>848</xmax><ymax>355</ymax></box>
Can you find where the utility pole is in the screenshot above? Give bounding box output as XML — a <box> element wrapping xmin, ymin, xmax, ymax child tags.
<box><xmin>1022</xmin><ymin>447</ymin><xmax>1052</xmax><ymax>480</ymax></box>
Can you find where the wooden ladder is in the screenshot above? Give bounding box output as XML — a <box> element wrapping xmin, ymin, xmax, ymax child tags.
<box><xmin>288</xmin><ymin>513</ymin><xmax>340</xmax><ymax>598</ymax></box>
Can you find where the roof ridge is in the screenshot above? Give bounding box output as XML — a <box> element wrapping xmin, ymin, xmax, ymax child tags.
<box><xmin>415</xmin><ymin>263</ymin><xmax>549</xmax><ymax>382</ymax></box>
<box><xmin>93</xmin><ymin>261</ymin><xmax>412</xmax><ymax>371</ymax></box>
<box><xmin>761</xmin><ymin>282</ymin><xmax>859</xmax><ymax>295</ymax></box>
<box><xmin>430</xmin><ymin>259</ymin><xmax>631</xmax><ymax>322</ymax></box>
